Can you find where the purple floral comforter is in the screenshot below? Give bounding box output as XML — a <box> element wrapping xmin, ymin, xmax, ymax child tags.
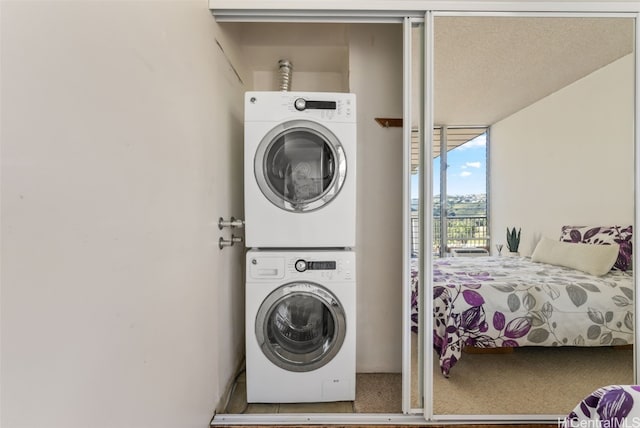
<box><xmin>428</xmin><ymin>256</ymin><xmax>633</xmax><ymax>377</ymax></box>
<box><xmin>564</xmin><ymin>385</ymin><xmax>640</xmax><ymax>426</ymax></box>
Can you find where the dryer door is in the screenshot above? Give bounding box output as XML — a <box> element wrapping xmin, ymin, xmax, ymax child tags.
<box><xmin>255</xmin><ymin>282</ymin><xmax>347</xmax><ymax>372</ymax></box>
<box><xmin>255</xmin><ymin>120</ymin><xmax>347</xmax><ymax>212</ymax></box>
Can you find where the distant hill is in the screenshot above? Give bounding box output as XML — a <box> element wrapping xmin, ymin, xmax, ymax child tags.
<box><xmin>411</xmin><ymin>194</ymin><xmax>487</xmax><ymax>217</ymax></box>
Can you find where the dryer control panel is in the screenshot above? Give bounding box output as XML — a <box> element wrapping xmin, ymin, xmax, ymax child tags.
<box><xmin>287</xmin><ymin>95</ymin><xmax>353</xmax><ymax>121</ymax></box>
<box><xmin>245</xmin><ymin>91</ymin><xmax>356</xmax><ymax>123</ymax></box>
<box><xmin>294</xmin><ymin>98</ymin><xmax>336</xmax><ymax>112</ymax></box>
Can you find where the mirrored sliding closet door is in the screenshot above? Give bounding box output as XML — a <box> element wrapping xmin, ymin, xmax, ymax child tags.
<box><xmin>406</xmin><ymin>18</ymin><xmax>425</xmax><ymax>413</ymax></box>
<box><xmin>427</xmin><ymin>14</ymin><xmax>636</xmax><ymax>418</ymax></box>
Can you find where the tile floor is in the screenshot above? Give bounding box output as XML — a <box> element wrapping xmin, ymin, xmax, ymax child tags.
<box><xmin>224</xmin><ymin>372</ymin><xmax>355</xmax><ymax>414</ymax></box>
<box><xmin>223</xmin><ymin>371</ymin><xmax>403</xmax><ymax>414</ymax></box>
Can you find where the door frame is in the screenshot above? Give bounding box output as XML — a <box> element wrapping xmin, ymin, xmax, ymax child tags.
<box><xmin>209</xmin><ymin>2</ymin><xmax>640</xmax><ymax>425</ymax></box>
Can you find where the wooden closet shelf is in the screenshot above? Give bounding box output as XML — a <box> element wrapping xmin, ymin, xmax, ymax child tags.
<box><xmin>374</xmin><ymin>117</ymin><xmax>403</xmax><ymax>128</ymax></box>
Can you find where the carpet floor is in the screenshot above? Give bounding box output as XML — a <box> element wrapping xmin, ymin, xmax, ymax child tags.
<box><xmin>432</xmin><ymin>345</ymin><xmax>634</xmax><ymax>415</ymax></box>
<box><xmin>353</xmin><ymin>373</ymin><xmax>402</xmax><ymax>413</ymax></box>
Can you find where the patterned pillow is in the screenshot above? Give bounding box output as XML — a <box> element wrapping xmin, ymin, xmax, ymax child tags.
<box><xmin>560</xmin><ymin>225</ymin><xmax>633</xmax><ymax>271</ymax></box>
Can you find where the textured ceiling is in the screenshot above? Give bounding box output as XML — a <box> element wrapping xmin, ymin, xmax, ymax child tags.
<box><xmin>234</xmin><ymin>18</ymin><xmax>634</xmax><ymax>128</ymax></box>
<box><xmin>433</xmin><ymin>16</ymin><xmax>634</xmax><ymax>126</ymax></box>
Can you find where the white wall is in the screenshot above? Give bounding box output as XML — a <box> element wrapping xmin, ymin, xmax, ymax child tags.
<box><xmin>252</xmin><ymin>70</ymin><xmax>347</xmax><ymax>92</ymax></box>
<box><xmin>349</xmin><ymin>24</ymin><xmax>404</xmax><ymax>372</ymax></box>
<box><xmin>1</xmin><ymin>2</ymin><xmax>246</xmax><ymax>427</ymax></box>
<box><xmin>231</xmin><ymin>22</ymin><xmax>350</xmax><ymax>92</ymax></box>
<box><xmin>491</xmin><ymin>54</ymin><xmax>635</xmax><ymax>255</ymax></box>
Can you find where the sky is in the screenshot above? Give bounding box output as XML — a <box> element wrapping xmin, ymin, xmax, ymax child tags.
<box><xmin>411</xmin><ymin>133</ymin><xmax>487</xmax><ymax>198</ymax></box>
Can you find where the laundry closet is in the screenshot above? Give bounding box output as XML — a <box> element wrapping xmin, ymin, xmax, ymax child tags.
<box><xmin>213</xmin><ymin>21</ymin><xmax>408</xmax><ymax>416</ymax></box>
<box><xmin>224</xmin><ymin>22</ymin><xmax>406</xmax><ymax>372</ymax></box>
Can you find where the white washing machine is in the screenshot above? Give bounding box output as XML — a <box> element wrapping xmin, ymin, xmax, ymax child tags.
<box><xmin>245</xmin><ymin>249</ymin><xmax>356</xmax><ymax>403</ymax></box>
<box><xmin>244</xmin><ymin>91</ymin><xmax>356</xmax><ymax>248</ymax></box>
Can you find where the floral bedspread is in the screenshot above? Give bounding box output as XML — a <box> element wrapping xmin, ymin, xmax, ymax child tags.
<box><xmin>564</xmin><ymin>385</ymin><xmax>640</xmax><ymax>427</ymax></box>
<box><xmin>428</xmin><ymin>256</ymin><xmax>633</xmax><ymax>377</ymax></box>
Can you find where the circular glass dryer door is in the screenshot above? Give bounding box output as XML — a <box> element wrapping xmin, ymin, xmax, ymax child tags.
<box><xmin>255</xmin><ymin>282</ymin><xmax>347</xmax><ymax>372</ymax></box>
<box><xmin>255</xmin><ymin>120</ymin><xmax>347</xmax><ymax>212</ymax></box>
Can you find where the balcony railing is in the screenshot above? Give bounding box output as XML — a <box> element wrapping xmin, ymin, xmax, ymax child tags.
<box><xmin>410</xmin><ymin>214</ymin><xmax>489</xmax><ymax>256</ymax></box>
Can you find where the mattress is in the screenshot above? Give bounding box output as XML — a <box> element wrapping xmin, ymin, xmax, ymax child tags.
<box><xmin>413</xmin><ymin>256</ymin><xmax>634</xmax><ymax>377</ymax></box>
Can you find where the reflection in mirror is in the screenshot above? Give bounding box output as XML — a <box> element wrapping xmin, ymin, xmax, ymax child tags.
<box><xmin>429</xmin><ymin>16</ymin><xmax>635</xmax><ymax>416</ymax></box>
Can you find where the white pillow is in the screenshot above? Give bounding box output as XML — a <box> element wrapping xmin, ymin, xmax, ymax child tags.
<box><xmin>531</xmin><ymin>237</ymin><xmax>620</xmax><ymax>276</ymax></box>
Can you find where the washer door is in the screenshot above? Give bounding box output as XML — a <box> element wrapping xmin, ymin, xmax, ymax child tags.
<box><xmin>255</xmin><ymin>282</ymin><xmax>347</xmax><ymax>372</ymax></box>
<box><xmin>254</xmin><ymin>120</ymin><xmax>347</xmax><ymax>212</ymax></box>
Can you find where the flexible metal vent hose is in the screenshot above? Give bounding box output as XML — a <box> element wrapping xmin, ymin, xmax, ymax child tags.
<box><xmin>278</xmin><ymin>59</ymin><xmax>293</xmax><ymax>91</ymax></box>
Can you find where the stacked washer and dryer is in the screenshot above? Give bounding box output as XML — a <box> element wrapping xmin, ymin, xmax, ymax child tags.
<box><xmin>244</xmin><ymin>91</ymin><xmax>357</xmax><ymax>403</ymax></box>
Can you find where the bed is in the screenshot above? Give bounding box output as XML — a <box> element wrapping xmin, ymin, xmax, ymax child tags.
<box><xmin>565</xmin><ymin>385</ymin><xmax>640</xmax><ymax>426</ymax></box>
<box><xmin>414</xmin><ymin>225</ymin><xmax>634</xmax><ymax>377</ymax></box>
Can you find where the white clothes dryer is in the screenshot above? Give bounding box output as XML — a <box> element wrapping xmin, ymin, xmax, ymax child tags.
<box><xmin>245</xmin><ymin>249</ymin><xmax>356</xmax><ymax>403</ymax></box>
<box><xmin>244</xmin><ymin>91</ymin><xmax>356</xmax><ymax>248</ymax></box>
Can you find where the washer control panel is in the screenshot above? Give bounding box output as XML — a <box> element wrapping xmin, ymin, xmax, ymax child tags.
<box><xmin>294</xmin><ymin>259</ymin><xmax>336</xmax><ymax>272</ymax></box>
<box><xmin>248</xmin><ymin>251</ymin><xmax>355</xmax><ymax>281</ymax></box>
<box><xmin>288</xmin><ymin>256</ymin><xmax>353</xmax><ymax>281</ymax></box>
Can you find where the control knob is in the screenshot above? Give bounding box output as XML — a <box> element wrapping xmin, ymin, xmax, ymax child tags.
<box><xmin>294</xmin><ymin>259</ymin><xmax>307</xmax><ymax>272</ymax></box>
<box><xmin>294</xmin><ymin>98</ymin><xmax>306</xmax><ymax>111</ymax></box>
